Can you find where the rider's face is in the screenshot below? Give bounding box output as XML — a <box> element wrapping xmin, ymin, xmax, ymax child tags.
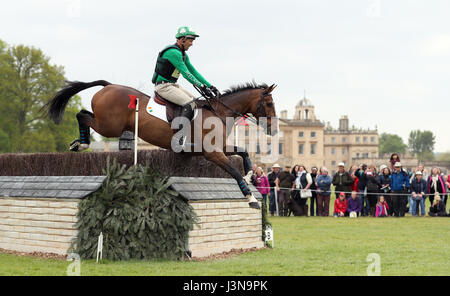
<box><xmin>182</xmin><ymin>38</ymin><xmax>194</xmax><ymax>51</ymax></box>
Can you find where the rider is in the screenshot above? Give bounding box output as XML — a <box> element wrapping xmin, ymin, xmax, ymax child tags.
<box><xmin>152</xmin><ymin>26</ymin><xmax>220</xmax><ymax>148</ymax></box>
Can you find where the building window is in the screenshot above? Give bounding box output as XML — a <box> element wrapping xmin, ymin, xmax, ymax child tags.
<box><xmin>331</xmin><ymin>137</ymin><xmax>335</xmax><ymax>143</ymax></box>
<box><xmin>342</xmin><ymin>148</ymin><xmax>346</xmax><ymax>155</ymax></box>
<box><xmin>256</xmin><ymin>144</ymin><xmax>261</xmax><ymax>154</ymax></box>
<box><xmin>356</xmin><ymin>153</ymin><xmax>360</xmax><ymax>158</ymax></box>
<box><xmin>331</xmin><ymin>147</ymin><xmax>335</xmax><ymax>155</ymax></box>
<box><xmin>311</xmin><ymin>131</ymin><xmax>316</xmax><ymax>138</ymax></box>
<box><xmin>311</xmin><ymin>143</ymin><xmax>316</xmax><ymax>155</ymax></box>
<box><xmin>342</xmin><ymin>137</ymin><xmax>347</xmax><ymax>143</ymax></box>
<box><xmin>371</xmin><ymin>137</ymin><xmax>375</xmax><ymax>143</ymax></box>
<box><xmin>331</xmin><ymin>161</ymin><xmax>336</xmax><ymax>166</ymax></box>
<box><xmin>298</xmin><ymin>144</ymin><xmax>304</xmax><ymax>155</ymax></box>
<box><xmin>298</xmin><ymin>131</ymin><xmax>304</xmax><ymax>137</ymax></box>
<box><xmin>279</xmin><ymin>143</ymin><xmax>283</xmax><ymax>155</ymax></box>
<box><xmin>266</xmin><ymin>143</ymin><xmax>271</xmax><ymax>155</ymax></box>
<box><xmin>363</xmin><ymin>137</ymin><xmax>368</xmax><ymax>143</ymax></box>
<box><xmin>363</xmin><ymin>152</ymin><xmax>369</xmax><ymax>158</ymax></box>
<box><xmin>356</xmin><ymin>137</ymin><xmax>360</xmax><ymax>143</ymax></box>
<box><xmin>245</xmin><ymin>130</ymin><xmax>249</xmax><ymax>137</ymax></box>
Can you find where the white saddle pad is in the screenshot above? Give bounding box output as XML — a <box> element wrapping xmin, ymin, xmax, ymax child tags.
<box><xmin>145</xmin><ymin>97</ymin><xmax>198</xmax><ymax>123</ymax></box>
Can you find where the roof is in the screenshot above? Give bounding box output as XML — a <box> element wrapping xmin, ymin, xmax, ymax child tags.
<box><xmin>0</xmin><ymin>176</ymin><xmax>106</xmax><ymax>199</ymax></box>
<box><xmin>279</xmin><ymin>118</ymin><xmax>324</xmax><ymax>127</ymax></box>
<box><xmin>296</xmin><ymin>97</ymin><xmax>313</xmax><ymax>107</ymax></box>
<box><xmin>169</xmin><ymin>177</ymin><xmax>262</xmax><ymax>201</ymax></box>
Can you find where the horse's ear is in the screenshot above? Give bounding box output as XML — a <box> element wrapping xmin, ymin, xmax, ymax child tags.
<box><xmin>264</xmin><ymin>84</ymin><xmax>277</xmax><ymax>94</ymax></box>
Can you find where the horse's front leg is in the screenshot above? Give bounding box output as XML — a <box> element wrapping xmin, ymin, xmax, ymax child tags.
<box><xmin>224</xmin><ymin>145</ymin><xmax>254</xmax><ymax>185</ymax></box>
<box><xmin>203</xmin><ymin>151</ymin><xmax>260</xmax><ymax>209</ymax></box>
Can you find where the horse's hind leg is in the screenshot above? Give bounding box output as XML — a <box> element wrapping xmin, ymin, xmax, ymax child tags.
<box><xmin>70</xmin><ymin>109</ymin><xmax>95</xmax><ymax>151</ymax></box>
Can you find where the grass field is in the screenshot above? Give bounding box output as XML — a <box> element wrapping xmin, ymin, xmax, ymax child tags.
<box><xmin>1</xmin><ymin>213</ymin><xmax>449</xmax><ymax>276</ymax></box>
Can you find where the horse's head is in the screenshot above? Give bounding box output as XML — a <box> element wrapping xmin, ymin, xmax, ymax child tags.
<box><xmin>249</xmin><ymin>84</ymin><xmax>278</xmax><ymax>136</ymax></box>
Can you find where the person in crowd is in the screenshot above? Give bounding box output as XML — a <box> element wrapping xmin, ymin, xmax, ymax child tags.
<box><xmin>332</xmin><ymin>162</ymin><xmax>353</xmax><ymax>199</ymax></box>
<box><xmin>292</xmin><ymin>165</ymin><xmax>312</xmax><ymax>215</ymax></box>
<box><xmin>377</xmin><ymin>165</ymin><xmax>392</xmax><ymax>216</ymax></box>
<box><xmin>347</xmin><ymin>191</ymin><xmax>362</xmax><ymax>217</ymax></box>
<box><xmin>333</xmin><ymin>192</ymin><xmax>348</xmax><ymax>217</ymax></box>
<box><xmin>410</xmin><ymin>171</ymin><xmax>427</xmax><ymax>217</ymax></box>
<box><xmin>390</xmin><ymin>162</ymin><xmax>410</xmax><ymax>217</ymax></box>
<box><xmin>267</xmin><ymin>163</ymin><xmax>281</xmax><ymax>216</ymax></box>
<box><xmin>349</xmin><ymin>165</ymin><xmax>360</xmax><ymax>193</ymax></box>
<box><xmin>355</xmin><ymin>164</ymin><xmax>369</xmax><ymax>216</ymax></box>
<box><xmin>366</xmin><ymin>166</ymin><xmax>380</xmax><ymax>216</ymax></box>
<box><xmin>408</xmin><ymin>165</ymin><xmax>427</xmax><ymax>214</ymax></box>
<box><xmin>254</xmin><ymin>167</ymin><xmax>270</xmax><ymax>211</ymax></box>
<box><xmin>428</xmin><ymin>194</ymin><xmax>447</xmax><ymax>217</ymax></box>
<box><xmin>309</xmin><ymin>167</ymin><xmax>319</xmax><ymax>216</ymax></box>
<box><xmin>316</xmin><ymin>166</ymin><xmax>332</xmax><ymax>216</ymax></box>
<box><xmin>275</xmin><ymin>165</ymin><xmax>294</xmax><ymax>216</ymax></box>
<box><xmin>427</xmin><ymin>168</ymin><xmax>447</xmax><ymax>206</ymax></box>
<box><xmin>390</xmin><ymin>153</ymin><xmax>401</xmax><ymax>171</ymax></box>
<box><xmin>375</xmin><ymin>196</ymin><xmax>389</xmax><ymax>217</ymax></box>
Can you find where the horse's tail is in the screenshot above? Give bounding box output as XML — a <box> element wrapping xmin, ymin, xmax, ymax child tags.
<box><xmin>43</xmin><ymin>80</ymin><xmax>111</xmax><ymax>124</ymax></box>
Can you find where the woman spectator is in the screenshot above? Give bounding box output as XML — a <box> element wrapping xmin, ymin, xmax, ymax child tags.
<box><xmin>292</xmin><ymin>165</ymin><xmax>312</xmax><ymax>215</ymax></box>
<box><xmin>428</xmin><ymin>194</ymin><xmax>447</xmax><ymax>217</ymax></box>
<box><xmin>410</xmin><ymin>171</ymin><xmax>427</xmax><ymax>216</ymax></box>
<box><xmin>316</xmin><ymin>167</ymin><xmax>332</xmax><ymax>216</ymax></box>
<box><xmin>349</xmin><ymin>165</ymin><xmax>359</xmax><ymax>193</ymax></box>
<box><xmin>377</xmin><ymin>166</ymin><xmax>392</xmax><ymax>215</ymax></box>
<box><xmin>254</xmin><ymin>167</ymin><xmax>270</xmax><ymax>212</ymax></box>
<box><xmin>366</xmin><ymin>166</ymin><xmax>380</xmax><ymax>216</ymax></box>
<box><xmin>333</xmin><ymin>192</ymin><xmax>348</xmax><ymax>217</ymax></box>
<box><xmin>309</xmin><ymin>167</ymin><xmax>319</xmax><ymax>216</ymax></box>
<box><xmin>375</xmin><ymin>196</ymin><xmax>389</xmax><ymax>217</ymax></box>
<box><xmin>390</xmin><ymin>153</ymin><xmax>401</xmax><ymax>171</ymax></box>
<box><xmin>355</xmin><ymin>164</ymin><xmax>369</xmax><ymax>216</ymax></box>
<box><xmin>427</xmin><ymin>168</ymin><xmax>447</xmax><ymax>206</ymax></box>
<box><xmin>347</xmin><ymin>191</ymin><xmax>362</xmax><ymax>217</ymax></box>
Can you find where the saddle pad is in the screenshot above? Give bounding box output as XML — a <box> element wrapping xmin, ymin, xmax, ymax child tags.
<box><xmin>146</xmin><ymin>97</ymin><xmax>198</xmax><ymax>123</ymax></box>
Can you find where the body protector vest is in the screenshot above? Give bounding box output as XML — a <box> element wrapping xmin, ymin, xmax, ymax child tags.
<box><xmin>152</xmin><ymin>45</ymin><xmax>186</xmax><ymax>84</ymax></box>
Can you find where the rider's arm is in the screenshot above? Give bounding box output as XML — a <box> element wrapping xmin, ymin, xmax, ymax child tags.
<box><xmin>164</xmin><ymin>49</ymin><xmax>204</xmax><ymax>87</ymax></box>
<box><xmin>185</xmin><ymin>55</ymin><xmax>211</xmax><ymax>87</ymax></box>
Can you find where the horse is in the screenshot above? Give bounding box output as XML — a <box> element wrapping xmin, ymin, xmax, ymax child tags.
<box><xmin>43</xmin><ymin>80</ymin><xmax>278</xmax><ymax>209</ymax></box>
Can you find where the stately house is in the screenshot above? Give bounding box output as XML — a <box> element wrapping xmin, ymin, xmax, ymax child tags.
<box><xmin>245</xmin><ymin>96</ymin><xmax>379</xmax><ymax>174</ymax></box>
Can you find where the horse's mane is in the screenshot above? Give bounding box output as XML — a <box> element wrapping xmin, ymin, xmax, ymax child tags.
<box><xmin>222</xmin><ymin>81</ymin><xmax>268</xmax><ymax>96</ymax></box>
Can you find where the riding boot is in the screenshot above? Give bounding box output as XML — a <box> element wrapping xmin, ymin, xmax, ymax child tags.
<box><xmin>174</xmin><ymin>104</ymin><xmax>194</xmax><ymax>148</ymax></box>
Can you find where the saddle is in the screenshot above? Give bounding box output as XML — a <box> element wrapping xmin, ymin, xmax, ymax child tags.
<box><xmin>153</xmin><ymin>91</ymin><xmax>212</xmax><ymax>122</ymax></box>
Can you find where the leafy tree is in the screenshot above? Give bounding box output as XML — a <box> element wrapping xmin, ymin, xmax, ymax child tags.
<box><xmin>0</xmin><ymin>40</ymin><xmax>83</xmax><ymax>152</ymax></box>
<box><xmin>0</xmin><ymin>128</ymin><xmax>11</xmax><ymax>153</ymax></box>
<box><xmin>436</xmin><ymin>151</ymin><xmax>450</xmax><ymax>162</ymax></box>
<box><xmin>408</xmin><ymin>130</ymin><xmax>436</xmax><ymax>161</ymax></box>
<box><xmin>378</xmin><ymin>133</ymin><xmax>407</xmax><ymax>155</ymax></box>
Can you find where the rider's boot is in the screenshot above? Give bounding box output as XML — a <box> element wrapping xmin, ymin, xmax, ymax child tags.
<box><xmin>174</xmin><ymin>104</ymin><xmax>194</xmax><ymax>150</ymax></box>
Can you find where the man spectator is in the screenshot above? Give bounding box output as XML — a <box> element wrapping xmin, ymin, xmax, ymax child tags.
<box><xmin>267</xmin><ymin>163</ymin><xmax>281</xmax><ymax>216</ymax></box>
<box><xmin>316</xmin><ymin>167</ymin><xmax>332</xmax><ymax>216</ymax></box>
<box><xmin>410</xmin><ymin>171</ymin><xmax>427</xmax><ymax>216</ymax></box>
<box><xmin>275</xmin><ymin>165</ymin><xmax>294</xmax><ymax>216</ymax></box>
<box><xmin>332</xmin><ymin>162</ymin><xmax>353</xmax><ymax>199</ymax></box>
<box><xmin>390</xmin><ymin>162</ymin><xmax>410</xmax><ymax>217</ymax></box>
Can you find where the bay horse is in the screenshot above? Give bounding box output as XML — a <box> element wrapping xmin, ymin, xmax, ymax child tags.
<box><xmin>43</xmin><ymin>80</ymin><xmax>278</xmax><ymax>209</ymax></box>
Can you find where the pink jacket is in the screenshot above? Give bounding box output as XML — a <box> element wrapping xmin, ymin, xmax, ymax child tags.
<box><xmin>255</xmin><ymin>175</ymin><xmax>270</xmax><ymax>195</ymax></box>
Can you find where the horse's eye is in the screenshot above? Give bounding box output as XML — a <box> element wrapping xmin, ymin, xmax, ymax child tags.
<box><xmin>266</xmin><ymin>102</ymin><xmax>273</xmax><ymax>107</ymax></box>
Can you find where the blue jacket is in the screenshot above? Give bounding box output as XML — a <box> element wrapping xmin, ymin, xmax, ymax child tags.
<box><xmin>390</xmin><ymin>170</ymin><xmax>410</xmax><ymax>191</ymax></box>
<box><xmin>316</xmin><ymin>174</ymin><xmax>332</xmax><ymax>196</ymax></box>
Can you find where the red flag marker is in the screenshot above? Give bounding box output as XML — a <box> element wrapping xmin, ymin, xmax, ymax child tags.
<box><xmin>128</xmin><ymin>94</ymin><xmax>137</xmax><ymax>109</ymax></box>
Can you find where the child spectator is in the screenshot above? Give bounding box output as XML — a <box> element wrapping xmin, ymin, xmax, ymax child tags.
<box><xmin>333</xmin><ymin>192</ymin><xmax>348</xmax><ymax>217</ymax></box>
<box><xmin>347</xmin><ymin>191</ymin><xmax>362</xmax><ymax>217</ymax></box>
<box><xmin>375</xmin><ymin>196</ymin><xmax>389</xmax><ymax>217</ymax></box>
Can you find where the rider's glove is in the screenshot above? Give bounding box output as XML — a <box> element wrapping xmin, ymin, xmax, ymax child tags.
<box><xmin>201</xmin><ymin>84</ymin><xmax>215</xmax><ymax>99</ymax></box>
<box><xmin>209</xmin><ymin>85</ymin><xmax>221</xmax><ymax>97</ymax></box>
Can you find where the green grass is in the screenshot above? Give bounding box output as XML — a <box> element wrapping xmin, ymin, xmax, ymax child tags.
<box><xmin>1</xmin><ymin>214</ymin><xmax>450</xmax><ymax>276</ymax></box>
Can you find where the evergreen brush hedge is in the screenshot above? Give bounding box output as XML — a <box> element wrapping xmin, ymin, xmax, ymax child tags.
<box><xmin>70</xmin><ymin>157</ymin><xmax>198</xmax><ymax>260</ymax></box>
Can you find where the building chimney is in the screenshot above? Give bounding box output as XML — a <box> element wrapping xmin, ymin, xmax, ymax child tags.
<box><xmin>339</xmin><ymin>115</ymin><xmax>349</xmax><ymax>132</ymax></box>
<box><xmin>280</xmin><ymin>110</ymin><xmax>288</xmax><ymax>119</ymax></box>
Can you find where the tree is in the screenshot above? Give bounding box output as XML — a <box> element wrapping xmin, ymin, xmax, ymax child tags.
<box><xmin>0</xmin><ymin>40</ymin><xmax>83</xmax><ymax>153</ymax></box>
<box><xmin>436</xmin><ymin>151</ymin><xmax>450</xmax><ymax>162</ymax></box>
<box><xmin>408</xmin><ymin>130</ymin><xmax>436</xmax><ymax>161</ymax></box>
<box><xmin>378</xmin><ymin>133</ymin><xmax>407</xmax><ymax>155</ymax></box>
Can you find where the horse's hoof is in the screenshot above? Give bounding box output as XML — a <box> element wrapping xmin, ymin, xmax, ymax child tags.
<box><xmin>249</xmin><ymin>202</ymin><xmax>261</xmax><ymax>209</ymax></box>
<box><xmin>69</xmin><ymin>140</ymin><xmax>80</xmax><ymax>151</ymax></box>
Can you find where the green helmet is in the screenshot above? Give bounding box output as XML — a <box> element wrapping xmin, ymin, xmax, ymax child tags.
<box><xmin>175</xmin><ymin>26</ymin><xmax>199</xmax><ymax>39</ymax></box>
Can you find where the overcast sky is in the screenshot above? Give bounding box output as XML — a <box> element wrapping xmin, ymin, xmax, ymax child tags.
<box><xmin>1</xmin><ymin>0</ymin><xmax>449</xmax><ymax>151</ymax></box>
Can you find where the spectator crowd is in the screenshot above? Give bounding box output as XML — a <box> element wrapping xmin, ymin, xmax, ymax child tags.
<box><xmin>251</xmin><ymin>153</ymin><xmax>450</xmax><ymax>218</ymax></box>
